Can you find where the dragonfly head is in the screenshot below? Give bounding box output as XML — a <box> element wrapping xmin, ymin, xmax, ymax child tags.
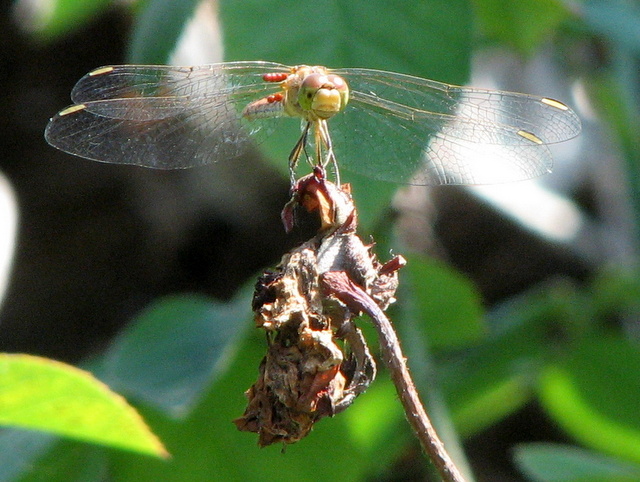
<box><xmin>297</xmin><ymin>73</ymin><xmax>349</xmax><ymax>120</ymax></box>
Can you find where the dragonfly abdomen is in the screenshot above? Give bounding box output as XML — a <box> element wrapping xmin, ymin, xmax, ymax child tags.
<box><xmin>242</xmin><ymin>93</ymin><xmax>286</xmax><ymax>120</ymax></box>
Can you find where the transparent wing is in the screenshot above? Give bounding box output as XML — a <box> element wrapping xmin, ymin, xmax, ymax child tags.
<box><xmin>46</xmin><ymin>62</ymin><xmax>581</xmax><ymax>183</ymax></box>
<box><xmin>332</xmin><ymin>68</ymin><xmax>581</xmax><ymax>184</ymax></box>
<box><xmin>45</xmin><ymin>62</ymin><xmax>292</xmax><ymax>168</ymax></box>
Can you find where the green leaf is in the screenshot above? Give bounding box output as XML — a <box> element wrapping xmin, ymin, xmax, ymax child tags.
<box><xmin>472</xmin><ymin>0</ymin><xmax>571</xmax><ymax>55</ymax></box>
<box><xmin>590</xmin><ymin>267</ymin><xmax>640</xmax><ymax>319</ymax></box>
<box><xmin>404</xmin><ymin>254</ymin><xmax>484</xmax><ymax>350</ymax></box>
<box><xmin>220</xmin><ymin>0</ymin><xmax>471</xmax><ymax>81</ymax></box>
<box><xmin>438</xmin><ymin>284</ymin><xmax>573</xmax><ymax>437</ymax></box>
<box><xmin>127</xmin><ymin>0</ymin><xmax>202</xmax><ymax>63</ymax></box>
<box><xmin>0</xmin><ymin>430</ymin><xmax>56</xmax><ymax>481</ymax></box>
<box><xmin>21</xmin><ymin>0</ymin><xmax>111</xmax><ymax>40</ymax></box>
<box><xmin>514</xmin><ymin>443</ymin><xmax>640</xmax><ymax>482</ymax></box>
<box><xmin>0</xmin><ymin>354</ymin><xmax>166</xmax><ymax>458</ymax></box>
<box><xmin>348</xmin><ymin>174</ymin><xmax>399</xmax><ymax>233</ymax></box>
<box><xmin>340</xmin><ymin>375</ymin><xmax>406</xmax><ymax>453</ymax></box>
<box><xmin>219</xmin><ymin>0</ymin><xmax>473</xmax><ymax>230</ymax></box>
<box><xmin>0</xmin><ymin>288</ymin><xmax>252</xmax><ymax>478</ymax></box>
<box><xmin>439</xmin><ymin>324</ymin><xmax>540</xmax><ymax>437</ymax></box>
<box><xmin>99</xmin><ymin>288</ymin><xmax>253</xmax><ymax>417</ymax></box>
<box><xmin>588</xmin><ymin>73</ymin><xmax>640</xmax><ymax>233</ymax></box>
<box><xmin>539</xmin><ymin>337</ymin><xmax>640</xmax><ymax>464</ymax></box>
<box><xmin>18</xmin><ymin>441</ymin><xmax>108</xmax><ymax>482</ymax></box>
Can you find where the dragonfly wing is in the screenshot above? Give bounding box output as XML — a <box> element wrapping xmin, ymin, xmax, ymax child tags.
<box><xmin>46</xmin><ymin>98</ymin><xmax>269</xmax><ymax>168</ymax></box>
<box><xmin>337</xmin><ymin>68</ymin><xmax>581</xmax><ymax>144</ymax></box>
<box><xmin>46</xmin><ymin>62</ymin><xmax>292</xmax><ymax>168</ymax></box>
<box><xmin>70</xmin><ymin>62</ymin><xmax>290</xmax><ymax>103</ymax></box>
<box><xmin>332</xmin><ymin>68</ymin><xmax>580</xmax><ymax>185</ymax></box>
<box><xmin>421</xmin><ymin>124</ymin><xmax>554</xmax><ymax>185</ymax></box>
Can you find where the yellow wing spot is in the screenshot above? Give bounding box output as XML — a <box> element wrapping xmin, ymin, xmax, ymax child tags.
<box><xmin>541</xmin><ymin>97</ymin><xmax>569</xmax><ymax>111</ymax></box>
<box><xmin>59</xmin><ymin>104</ymin><xmax>87</xmax><ymax>116</ymax></box>
<box><xmin>518</xmin><ymin>129</ymin><xmax>543</xmax><ymax>145</ymax></box>
<box><xmin>89</xmin><ymin>66</ymin><xmax>115</xmax><ymax>76</ymax></box>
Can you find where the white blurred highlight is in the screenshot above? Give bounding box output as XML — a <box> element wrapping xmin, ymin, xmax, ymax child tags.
<box><xmin>470</xmin><ymin>181</ymin><xmax>583</xmax><ymax>242</ymax></box>
<box><xmin>0</xmin><ymin>173</ymin><xmax>17</xmax><ymax>310</ymax></box>
<box><xmin>12</xmin><ymin>0</ymin><xmax>55</xmax><ymax>34</ymax></box>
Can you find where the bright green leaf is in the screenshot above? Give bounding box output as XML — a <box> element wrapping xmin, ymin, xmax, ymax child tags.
<box><xmin>539</xmin><ymin>338</ymin><xmax>640</xmax><ymax>464</ymax></box>
<box><xmin>341</xmin><ymin>375</ymin><xmax>405</xmax><ymax>452</ymax></box>
<box><xmin>514</xmin><ymin>443</ymin><xmax>640</xmax><ymax>482</ymax></box>
<box><xmin>0</xmin><ymin>354</ymin><xmax>166</xmax><ymax>458</ymax></box>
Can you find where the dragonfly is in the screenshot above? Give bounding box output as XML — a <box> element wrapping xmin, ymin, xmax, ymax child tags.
<box><xmin>45</xmin><ymin>61</ymin><xmax>581</xmax><ymax>186</ymax></box>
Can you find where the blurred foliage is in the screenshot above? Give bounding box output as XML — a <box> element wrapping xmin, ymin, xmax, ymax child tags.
<box><xmin>471</xmin><ymin>0</ymin><xmax>571</xmax><ymax>55</ymax></box>
<box><xmin>7</xmin><ymin>0</ymin><xmax>640</xmax><ymax>480</ymax></box>
<box><xmin>513</xmin><ymin>443</ymin><xmax>640</xmax><ymax>482</ymax></box>
<box><xmin>21</xmin><ymin>0</ymin><xmax>112</xmax><ymax>40</ymax></box>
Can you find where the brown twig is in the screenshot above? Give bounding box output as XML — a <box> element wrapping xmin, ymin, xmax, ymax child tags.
<box><xmin>321</xmin><ymin>271</ymin><xmax>466</xmax><ymax>482</ymax></box>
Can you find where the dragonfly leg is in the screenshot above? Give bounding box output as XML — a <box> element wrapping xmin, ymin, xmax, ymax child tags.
<box><xmin>317</xmin><ymin>120</ymin><xmax>340</xmax><ymax>186</ymax></box>
<box><xmin>314</xmin><ymin>128</ymin><xmax>322</xmax><ymax>169</ymax></box>
<box><xmin>288</xmin><ymin>122</ymin><xmax>311</xmax><ymax>185</ymax></box>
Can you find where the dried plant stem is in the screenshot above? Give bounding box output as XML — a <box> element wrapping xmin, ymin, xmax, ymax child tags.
<box><xmin>322</xmin><ymin>271</ymin><xmax>466</xmax><ymax>482</ymax></box>
<box><xmin>370</xmin><ymin>303</ymin><xmax>466</xmax><ymax>481</ymax></box>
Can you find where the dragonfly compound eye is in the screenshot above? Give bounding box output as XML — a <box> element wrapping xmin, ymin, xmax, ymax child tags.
<box><xmin>298</xmin><ymin>73</ymin><xmax>349</xmax><ymax>120</ymax></box>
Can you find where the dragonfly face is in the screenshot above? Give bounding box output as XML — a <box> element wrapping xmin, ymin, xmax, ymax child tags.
<box><xmin>290</xmin><ymin>67</ymin><xmax>349</xmax><ymax>121</ymax></box>
<box><xmin>45</xmin><ymin>61</ymin><xmax>581</xmax><ymax>185</ymax></box>
<box><xmin>298</xmin><ymin>71</ymin><xmax>349</xmax><ymax>120</ymax></box>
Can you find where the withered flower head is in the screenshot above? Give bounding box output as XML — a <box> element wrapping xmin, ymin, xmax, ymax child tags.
<box><xmin>281</xmin><ymin>166</ymin><xmax>354</xmax><ymax>234</ymax></box>
<box><xmin>235</xmin><ymin>167</ymin><xmax>404</xmax><ymax>447</ymax></box>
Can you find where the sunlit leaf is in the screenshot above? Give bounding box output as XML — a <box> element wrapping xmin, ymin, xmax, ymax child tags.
<box><xmin>0</xmin><ymin>354</ymin><xmax>166</xmax><ymax>458</ymax></box>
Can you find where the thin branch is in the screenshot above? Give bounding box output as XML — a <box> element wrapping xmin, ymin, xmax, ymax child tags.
<box><xmin>322</xmin><ymin>271</ymin><xmax>466</xmax><ymax>482</ymax></box>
